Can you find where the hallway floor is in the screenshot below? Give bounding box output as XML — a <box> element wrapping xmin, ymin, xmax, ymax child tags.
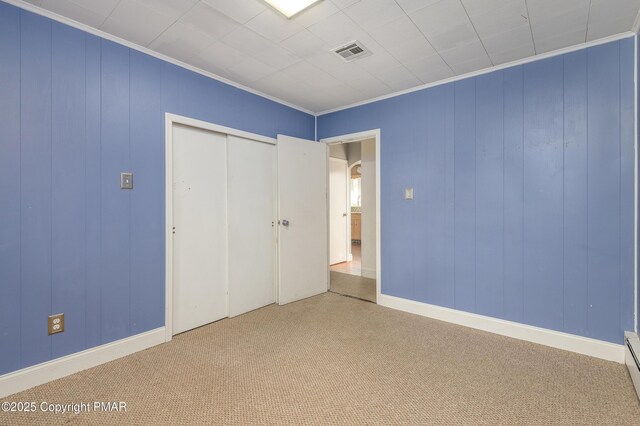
<box><xmin>330</xmin><ymin>242</ymin><xmax>361</xmax><ymax>276</ymax></box>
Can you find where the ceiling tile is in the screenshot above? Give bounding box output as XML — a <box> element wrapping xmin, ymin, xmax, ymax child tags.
<box><xmin>220</xmin><ymin>27</ymin><xmax>275</xmax><ymax>56</ymax></box>
<box><xmin>488</xmin><ymin>44</ymin><xmax>535</xmax><ymax>65</ymax></box>
<box><xmin>448</xmin><ymin>54</ymin><xmax>492</xmax><ymax>74</ymax></box>
<box><xmin>227</xmin><ymin>57</ymin><xmax>277</xmax><ymax>82</ymax></box>
<box><xmin>201</xmin><ymin>0</ymin><xmax>266</xmax><ymax>24</ymax></box>
<box><xmin>198</xmin><ymin>41</ymin><xmax>246</xmax><ymax>70</ymax></box>
<box><xmin>396</xmin><ymin>0</ymin><xmax>442</xmax><ymax>14</ymax></box>
<box><xmin>402</xmin><ymin>54</ymin><xmax>454</xmax><ymax>83</ymax></box>
<box><xmin>60</xmin><ymin>0</ymin><xmax>121</xmax><ymax>18</ymax></box>
<box><xmin>367</xmin><ymin>15</ymin><xmax>426</xmax><ymax>47</ymax></box>
<box><xmin>410</xmin><ymin>0</ymin><xmax>470</xmax><ymax>35</ymax></box>
<box><xmin>101</xmin><ymin>0</ymin><xmax>181</xmax><ymax>46</ymax></box>
<box><xmin>308</xmin><ymin>11</ymin><xmax>363</xmax><ymax>47</ymax></box>
<box><xmin>135</xmin><ymin>0</ymin><xmax>198</xmax><ymax>18</ymax></box>
<box><xmin>463</xmin><ymin>0</ymin><xmax>529</xmax><ymax>39</ymax></box>
<box><xmin>245</xmin><ymin>8</ymin><xmax>305</xmax><ymax>43</ymax></box>
<box><xmin>177</xmin><ymin>2</ymin><xmax>240</xmax><ymax>41</ymax></box>
<box><xmin>343</xmin><ymin>0</ymin><xmax>405</xmax><ymax>31</ymax></box>
<box><xmin>292</xmin><ymin>0</ymin><xmax>340</xmax><ymax>27</ymax></box>
<box><xmin>40</xmin><ymin>0</ymin><xmax>109</xmax><ymax>27</ymax></box>
<box><xmin>438</xmin><ymin>39</ymin><xmax>489</xmax><ymax>66</ymax></box>
<box><xmin>252</xmin><ymin>71</ymin><xmax>312</xmax><ymax>95</ymax></box>
<box><xmin>368</xmin><ymin>63</ymin><xmax>421</xmax><ymax>91</ymax></box>
<box><xmin>480</xmin><ymin>24</ymin><xmax>533</xmax><ymax>56</ymax></box>
<box><xmin>281</xmin><ymin>30</ymin><xmax>330</xmax><ymax>59</ymax></box>
<box><xmin>386</xmin><ymin>37</ymin><xmax>438</xmax><ymax>63</ymax></box>
<box><xmin>330</xmin><ymin>0</ymin><xmax>362</xmax><ymax>10</ymax></box>
<box><xmin>587</xmin><ymin>0</ymin><xmax>640</xmax><ymax>40</ymax></box>
<box><xmin>253</xmin><ymin>43</ymin><xmax>301</xmax><ymax>70</ymax></box>
<box><xmin>534</xmin><ymin>28</ymin><xmax>586</xmax><ymax>53</ymax></box>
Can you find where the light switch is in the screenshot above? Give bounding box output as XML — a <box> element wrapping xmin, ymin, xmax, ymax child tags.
<box><xmin>121</xmin><ymin>172</ymin><xmax>133</xmax><ymax>190</ymax></box>
<box><xmin>405</xmin><ymin>187</ymin><xmax>413</xmax><ymax>200</ymax></box>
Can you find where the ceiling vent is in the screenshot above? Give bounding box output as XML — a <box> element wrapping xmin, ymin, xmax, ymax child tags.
<box><xmin>332</xmin><ymin>40</ymin><xmax>371</xmax><ymax>62</ymax></box>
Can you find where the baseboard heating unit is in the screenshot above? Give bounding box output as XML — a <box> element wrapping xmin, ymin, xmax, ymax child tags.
<box><xmin>624</xmin><ymin>332</ymin><xmax>640</xmax><ymax>400</ymax></box>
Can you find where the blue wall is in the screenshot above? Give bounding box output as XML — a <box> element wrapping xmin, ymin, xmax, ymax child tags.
<box><xmin>0</xmin><ymin>2</ymin><xmax>314</xmax><ymax>376</ymax></box>
<box><xmin>318</xmin><ymin>37</ymin><xmax>635</xmax><ymax>345</ymax></box>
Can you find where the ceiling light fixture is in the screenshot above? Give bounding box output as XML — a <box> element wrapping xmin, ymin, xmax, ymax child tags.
<box><xmin>263</xmin><ymin>0</ymin><xmax>323</xmax><ymax>18</ymax></box>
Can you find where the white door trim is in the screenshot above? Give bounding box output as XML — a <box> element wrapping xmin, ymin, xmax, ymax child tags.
<box><xmin>165</xmin><ymin>113</ymin><xmax>277</xmax><ymax>342</ymax></box>
<box><xmin>320</xmin><ymin>129</ymin><xmax>381</xmax><ymax>303</ymax></box>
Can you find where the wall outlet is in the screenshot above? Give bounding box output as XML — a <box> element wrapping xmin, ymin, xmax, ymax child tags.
<box><xmin>48</xmin><ymin>313</ymin><xmax>64</xmax><ymax>335</ymax></box>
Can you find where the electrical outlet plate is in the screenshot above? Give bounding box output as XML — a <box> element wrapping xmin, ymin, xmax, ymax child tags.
<box><xmin>48</xmin><ymin>313</ymin><xmax>64</xmax><ymax>335</ymax></box>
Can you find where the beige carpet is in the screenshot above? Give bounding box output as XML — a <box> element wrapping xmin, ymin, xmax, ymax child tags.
<box><xmin>330</xmin><ymin>271</ymin><xmax>376</xmax><ymax>302</ymax></box>
<box><xmin>1</xmin><ymin>293</ymin><xmax>638</xmax><ymax>425</ymax></box>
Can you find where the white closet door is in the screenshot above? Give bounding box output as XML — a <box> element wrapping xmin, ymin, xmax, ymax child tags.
<box><xmin>227</xmin><ymin>135</ymin><xmax>276</xmax><ymax>317</ymax></box>
<box><xmin>172</xmin><ymin>124</ymin><xmax>228</xmax><ymax>335</ymax></box>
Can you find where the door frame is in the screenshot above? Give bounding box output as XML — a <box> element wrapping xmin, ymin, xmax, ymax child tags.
<box><xmin>329</xmin><ymin>157</ymin><xmax>349</xmax><ymax>265</ymax></box>
<box><xmin>320</xmin><ymin>129</ymin><xmax>381</xmax><ymax>304</ymax></box>
<box><xmin>165</xmin><ymin>113</ymin><xmax>277</xmax><ymax>342</ymax></box>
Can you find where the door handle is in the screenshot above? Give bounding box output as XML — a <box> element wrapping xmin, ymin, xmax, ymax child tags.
<box><xmin>281</xmin><ymin>219</ymin><xmax>290</xmax><ymax>227</ymax></box>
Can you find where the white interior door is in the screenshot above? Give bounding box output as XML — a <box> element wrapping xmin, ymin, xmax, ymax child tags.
<box><xmin>329</xmin><ymin>157</ymin><xmax>348</xmax><ymax>265</ymax></box>
<box><xmin>227</xmin><ymin>135</ymin><xmax>276</xmax><ymax>317</ymax></box>
<box><xmin>172</xmin><ymin>124</ymin><xmax>228</xmax><ymax>335</ymax></box>
<box><xmin>277</xmin><ymin>134</ymin><xmax>328</xmax><ymax>305</ymax></box>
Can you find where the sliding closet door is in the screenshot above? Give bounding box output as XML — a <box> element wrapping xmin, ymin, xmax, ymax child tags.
<box><xmin>227</xmin><ymin>135</ymin><xmax>276</xmax><ymax>317</ymax></box>
<box><xmin>172</xmin><ymin>124</ymin><xmax>228</xmax><ymax>335</ymax></box>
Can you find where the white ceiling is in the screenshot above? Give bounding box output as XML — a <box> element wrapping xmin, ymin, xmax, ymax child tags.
<box><xmin>23</xmin><ymin>0</ymin><xmax>640</xmax><ymax>113</ymax></box>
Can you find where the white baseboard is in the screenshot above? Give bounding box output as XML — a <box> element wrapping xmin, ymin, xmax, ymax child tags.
<box><xmin>378</xmin><ymin>294</ymin><xmax>625</xmax><ymax>363</ymax></box>
<box><xmin>361</xmin><ymin>267</ymin><xmax>376</xmax><ymax>279</ymax></box>
<box><xmin>0</xmin><ymin>327</ymin><xmax>166</xmax><ymax>398</ymax></box>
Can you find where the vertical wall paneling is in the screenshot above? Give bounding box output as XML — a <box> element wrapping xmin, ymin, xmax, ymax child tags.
<box><xmin>411</xmin><ymin>92</ymin><xmax>430</xmax><ymax>304</ymax></box>
<box><xmin>422</xmin><ymin>86</ymin><xmax>450</xmax><ymax>306</ymax></box>
<box><xmin>502</xmin><ymin>66</ymin><xmax>524</xmax><ymax>324</ymax></box>
<box><xmin>453</xmin><ymin>79</ymin><xmax>477</xmax><ymax>313</ymax></box>
<box><xmin>443</xmin><ymin>84</ymin><xmax>456</xmax><ymax>308</ymax></box>
<box><xmin>0</xmin><ymin>2</ymin><xmax>22</xmax><ymax>375</ymax></box>
<box><xmin>318</xmin><ymin>37</ymin><xmax>635</xmax><ymax>345</ymax></box>
<box><xmin>85</xmin><ymin>33</ymin><xmax>102</xmax><ymax>350</ymax></box>
<box><xmin>130</xmin><ymin>51</ymin><xmax>164</xmax><ymax>333</ymax></box>
<box><xmin>51</xmin><ymin>22</ymin><xmax>87</xmax><ymax>358</ymax></box>
<box><xmin>100</xmin><ymin>40</ymin><xmax>131</xmax><ymax>344</ymax></box>
<box><xmin>522</xmin><ymin>56</ymin><xmax>565</xmax><ymax>332</ymax></box>
<box><xmin>20</xmin><ymin>10</ymin><xmax>53</xmax><ymax>368</ymax></box>
<box><xmin>0</xmin><ymin>2</ymin><xmax>314</xmax><ymax>375</ymax></box>
<box><xmin>619</xmin><ymin>37</ymin><xmax>635</xmax><ymax>334</ymax></box>
<box><xmin>562</xmin><ymin>50</ymin><xmax>589</xmax><ymax>336</ymax></box>
<box><xmin>475</xmin><ymin>71</ymin><xmax>504</xmax><ymax>318</ymax></box>
<box><xmin>587</xmin><ymin>43</ymin><xmax>622</xmax><ymax>341</ymax></box>
<box><xmin>381</xmin><ymin>97</ymin><xmax>418</xmax><ymax>300</ymax></box>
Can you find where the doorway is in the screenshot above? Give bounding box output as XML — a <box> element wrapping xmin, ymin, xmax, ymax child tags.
<box><xmin>324</xmin><ymin>132</ymin><xmax>380</xmax><ymax>304</ymax></box>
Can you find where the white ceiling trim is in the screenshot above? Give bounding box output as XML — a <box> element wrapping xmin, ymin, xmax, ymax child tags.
<box><xmin>317</xmin><ymin>31</ymin><xmax>635</xmax><ymax>116</ymax></box>
<box><xmin>4</xmin><ymin>0</ymin><xmax>315</xmax><ymax>115</ymax></box>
